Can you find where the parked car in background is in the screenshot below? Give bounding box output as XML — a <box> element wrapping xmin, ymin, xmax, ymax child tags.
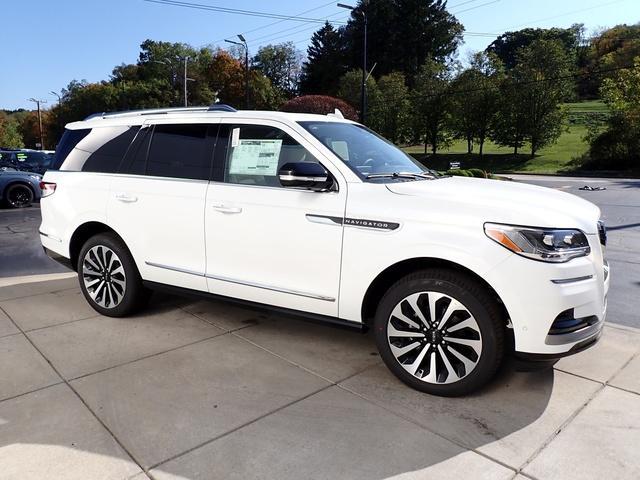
<box><xmin>0</xmin><ymin>168</ymin><xmax>41</xmax><ymax>208</ymax></box>
<box><xmin>0</xmin><ymin>149</ymin><xmax>56</xmax><ymax>175</ymax></box>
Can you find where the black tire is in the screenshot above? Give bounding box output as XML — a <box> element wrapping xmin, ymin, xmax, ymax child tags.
<box><xmin>77</xmin><ymin>232</ymin><xmax>150</xmax><ymax>317</ymax></box>
<box><xmin>4</xmin><ymin>183</ymin><xmax>34</xmax><ymax>208</ymax></box>
<box><xmin>373</xmin><ymin>269</ymin><xmax>505</xmax><ymax>397</ymax></box>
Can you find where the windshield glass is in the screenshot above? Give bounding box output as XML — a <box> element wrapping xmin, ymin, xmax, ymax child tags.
<box><xmin>299</xmin><ymin>121</ymin><xmax>434</xmax><ymax>180</ymax></box>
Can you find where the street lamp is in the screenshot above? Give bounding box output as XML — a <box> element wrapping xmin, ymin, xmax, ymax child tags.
<box><xmin>27</xmin><ymin>97</ymin><xmax>47</xmax><ymax>150</ymax></box>
<box><xmin>338</xmin><ymin>2</ymin><xmax>367</xmax><ymax>123</ymax></box>
<box><xmin>50</xmin><ymin>91</ymin><xmax>61</xmax><ymax>103</ymax></box>
<box><xmin>225</xmin><ymin>34</ymin><xmax>249</xmax><ymax>109</ymax></box>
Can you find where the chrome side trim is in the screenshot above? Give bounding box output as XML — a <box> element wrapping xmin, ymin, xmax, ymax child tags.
<box><xmin>205</xmin><ymin>273</ymin><xmax>336</xmax><ymax>302</ymax></box>
<box><xmin>145</xmin><ymin>261</ymin><xmax>205</xmax><ymax>277</ymax></box>
<box><xmin>38</xmin><ymin>229</ymin><xmax>62</xmax><ymax>242</ymax></box>
<box><xmin>145</xmin><ymin>261</ymin><xmax>335</xmax><ymax>302</ymax></box>
<box><xmin>551</xmin><ymin>275</ymin><xmax>594</xmax><ymax>284</ymax></box>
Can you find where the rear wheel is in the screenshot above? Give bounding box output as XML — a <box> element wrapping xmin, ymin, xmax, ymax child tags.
<box><xmin>4</xmin><ymin>184</ymin><xmax>34</xmax><ymax>208</ymax></box>
<box><xmin>374</xmin><ymin>269</ymin><xmax>504</xmax><ymax>397</ymax></box>
<box><xmin>78</xmin><ymin>233</ymin><xmax>150</xmax><ymax>317</ymax></box>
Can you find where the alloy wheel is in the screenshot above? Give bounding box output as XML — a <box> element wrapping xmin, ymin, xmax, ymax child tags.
<box><xmin>82</xmin><ymin>245</ymin><xmax>127</xmax><ymax>308</ymax></box>
<box><xmin>7</xmin><ymin>185</ymin><xmax>33</xmax><ymax>207</ymax></box>
<box><xmin>387</xmin><ymin>291</ymin><xmax>482</xmax><ymax>384</ymax></box>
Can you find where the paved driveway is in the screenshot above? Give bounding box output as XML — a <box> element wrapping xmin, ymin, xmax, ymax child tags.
<box><xmin>1</xmin><ymin>176</ymin><xmax>639</xmax><ymax>479</ymax></box>
<box><xmin>1</xmin><ymin>277</ymin><xmax>639</xmax><ymax>480</ymax></box>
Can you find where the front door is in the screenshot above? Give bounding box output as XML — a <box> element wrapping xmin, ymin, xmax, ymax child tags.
<box><xmin>204</xmin><ymin>121</ymin><xmax>347</xmax><ymax>316</ymax></box>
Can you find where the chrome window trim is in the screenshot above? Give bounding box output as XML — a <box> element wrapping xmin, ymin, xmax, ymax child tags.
<box><xmin>550</xmin><ymin>275</ymin><xmax>594</xmax><ymax>284</ymax></box>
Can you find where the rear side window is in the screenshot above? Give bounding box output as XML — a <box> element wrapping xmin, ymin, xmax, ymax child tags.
<box><xmin>59</xmin><ymin>126</ymin><xmax>138</xmax><ymax>173</ymax></box>
<box><xmin>146</xmin><ymin>124</ymin><xmax>210</xmax><ymax>180</ymax></box>
<box><xmin>81</xmin><ymin>126</ymin><xmax>140</xmax><ymax>173</ymax></box>
<box><xmin>52</xmin><ymin>128</ymin><xmax>91</xmax><ymax>169</ymax></box>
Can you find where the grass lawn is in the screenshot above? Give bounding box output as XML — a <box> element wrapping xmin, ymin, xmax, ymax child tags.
<box><xmin>404</xmin><ymin>101</ymin><xmax>606</xmax><ymax>175</ymax></box>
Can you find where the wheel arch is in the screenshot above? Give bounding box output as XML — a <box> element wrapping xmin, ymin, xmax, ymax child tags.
<box><xmin>68</xmin><ymin>221</ymin><xmax>125</xmax><ymax>271</ymax></box>
<box><xmin>360</xmin><ymin>257</ymin><xmax>511</xmax><ymax>329</ymax></box>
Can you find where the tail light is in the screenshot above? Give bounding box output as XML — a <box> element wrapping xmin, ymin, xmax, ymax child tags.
<box><xmin>40</xmin><ymin>181</ymin><xmax>57</xmax><ymax>197</ymax></box>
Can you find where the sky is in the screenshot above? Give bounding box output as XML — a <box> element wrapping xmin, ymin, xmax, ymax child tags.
<box><xmin>1</xmin><ymin>0</ymin><xmax>639</xmax><ymax>110</ymax></box>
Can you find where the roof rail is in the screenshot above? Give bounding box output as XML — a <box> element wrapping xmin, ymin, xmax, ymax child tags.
<box><xmin>83</xmin><ymin>106</ymin><xmax>211</xmax><ymax>121</ymax></box>
<box><xmin>208</xmin><ymin>103</ymin><xmax>237</xmax><ymax>112</ymax></box>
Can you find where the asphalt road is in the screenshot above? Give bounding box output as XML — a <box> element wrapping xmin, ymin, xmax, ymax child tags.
<box><xmin>1</xmin><ymin>175</ymin><xmax>637</xmax><ymax>327</ymax></box>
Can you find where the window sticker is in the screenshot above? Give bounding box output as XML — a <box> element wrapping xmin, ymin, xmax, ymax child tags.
<box><xmin>231</xmin><ymin>127</ymin><xmax>240</xmax><ymax>147</ymax></box>
<box><xmin>229</xmin><ymin>139</ymin><xmax>282</xmax><ymax>175</ymax></box>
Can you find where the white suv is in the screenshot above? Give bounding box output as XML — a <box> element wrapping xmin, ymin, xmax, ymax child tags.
<box><xmin>40</xmin><ymin>105</ymin><xmax>610</xmax><ymax>396</ymax></box>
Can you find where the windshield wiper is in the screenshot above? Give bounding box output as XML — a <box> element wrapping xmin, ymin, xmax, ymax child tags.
<box><xmin>365</xmin><ymin>171</ymin><xmax>435</xmax><ymax>180</ymax></box>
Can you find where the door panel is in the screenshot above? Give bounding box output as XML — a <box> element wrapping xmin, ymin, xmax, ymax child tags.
<box><xmin>204</xmin><ymin>122</ymin><xmax>347</xmax><ymax>316</ymax></box>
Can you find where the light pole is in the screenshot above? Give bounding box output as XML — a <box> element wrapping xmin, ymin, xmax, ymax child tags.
<box><xmin>27</xmin><ymin>97</ymin><xmax>47</xmax><ymax>150</ymax></box>
<box><xmin>338</xmin><ymin>2</ymin><xmax>367</xmax><ymax>123</ymax></box>
<box><xmin>225</xmin><ymin>34</ymin><xmax>249</xmax><ymax>109</ymax></box>
<box><xmin>50</xmin><ymin>91</ymin><xmax>61</xmax><ymax>103</ymax></box>
<box><xmin>153</xmin><ymin>58</ymin><xmax>193</xmax><ymax>107</ymax></box>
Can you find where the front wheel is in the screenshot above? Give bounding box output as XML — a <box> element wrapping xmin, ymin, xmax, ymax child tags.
<box><xmin>374</xmin><ymin>269</ymin><xmax>505</xmax><ymax>397</ymax></box>
<box><xmin>77</xmin><ymin>233</ymin><xmax>150</xmax><ymax>317</ymax></box>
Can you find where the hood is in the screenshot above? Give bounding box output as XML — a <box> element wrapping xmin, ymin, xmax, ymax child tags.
<box><xmin>0</xmin><ymin>170</ymin><xmax>41</xmax><ymax>179</ymax></box>
<box><xmin>386</xmin><ymin>176</ymin><xmax>601</xmax><ymax>234</ymax></box>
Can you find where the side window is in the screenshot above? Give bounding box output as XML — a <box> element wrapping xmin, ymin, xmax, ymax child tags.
<box><xmin>82</xmin><ymin>126</ymin><xmax>140</xmax><ymax>173</ymax></box>
<box><xmin>223</xmin><ymin>124</ymin><xmax>320</xmax><ymax>187</ymax></box>
<box><xmin>120</xmin><ymin>127</ymin><xmax>151</xmax><ymax>175</ymax></box>
<box><xmin>53</xmin><ymin>128</ymin><xmax>91</xmax><ymax>170</ymax></box>
<box><xmin>146</xmin><ymin>124</ymin><xmax>210</xmax><ymax>180</ymax></box>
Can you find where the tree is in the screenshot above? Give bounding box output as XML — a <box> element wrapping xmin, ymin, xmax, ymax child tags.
<box><xmin>300</xmin><ymin>22</ymin><xmax>347</xmax><ymax>95</ymax></box>
<box><xmin>253</xmin><ymin>42</ymin><xmax>303</xmax><ymax>97</ymax></box>
<box><xmin>449</xmin><ymin>52</ymin><xmax>504</xmax><ymax>156</ymax></box>
<box><xmin>0</xmin><ymin>113</ymin><xmax>24</xmax><ymax>148</ymax></box>
<box><xmin>410</xmin><ymin>59</ymin><xmax>452</xmax><ymax>155</ymax></box>
<box><xmin>281</xmin><ymin>95</ymin><xmax>358</xmax><ymax>120</ymax></box>
<box><xmin>337</xmin><ymin>69</ymin><xmax>379</xmax><ymax>121</ymax></box>
<box><xmin>492</xmin><ymin>39</ymin><xmax>572</xmax><ymax>156</ymax></box>
<box><xmin>584</xmin><ymin>56</ymin><xmax>640</xmax><ymax>169</ymax></box>
<box><xmin>342</xmin><ymin>0</ymin><xmax>463</xmax><ymax>81</ymax></box>
<box><xmin>368</xmin><ymin>72</ymin><xmax>410</xmax><ymax>142</ymax></box>
<box><xmin>486</xmin><ymin>26</ymin><xmax>582</xmax><ymax>70</ymax></box>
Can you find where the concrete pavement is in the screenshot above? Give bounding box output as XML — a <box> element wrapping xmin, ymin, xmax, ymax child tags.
<box><xmin>0</xmin><ymin>277</ymin><xmax>639</xmax><ymax>480</ymax></box>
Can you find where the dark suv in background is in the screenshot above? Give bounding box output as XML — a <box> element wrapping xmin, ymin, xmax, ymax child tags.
<box><xmin>0</xmin><ymin>149</ymin><xmax>55</xmax><ymax>175</ymax></box>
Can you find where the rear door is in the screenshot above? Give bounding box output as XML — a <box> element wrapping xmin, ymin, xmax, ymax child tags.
<box><xmin>108</xmin><ymin>119</ymin><xmax>219</xmax><ymax>292</ymax></box>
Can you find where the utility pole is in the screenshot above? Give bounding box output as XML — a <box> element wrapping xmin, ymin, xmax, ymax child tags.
<box><xmin>27</xmin><ymin>98</ymin><xmax>47</xmax><ymax>150</ymax></box>
<box><xmin>225</xmin><ymin>35</ymin><xmax>250</xmax><ymax>109</ymax></box>
<box><xmin>183</xmin><ymin>56</ymin><xmax>189</xmax><ymax>107</ymax></box>
<box><xmin>338</xmin><ymin>2</ymin><xmax>367</xmax><ymax>123</ymax></box>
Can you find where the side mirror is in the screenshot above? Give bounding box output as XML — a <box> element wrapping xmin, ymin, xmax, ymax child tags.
<box><xmin>278</xmin><ymin>162</ymin><xmax>333</xmax><ymax>191</ymax></box>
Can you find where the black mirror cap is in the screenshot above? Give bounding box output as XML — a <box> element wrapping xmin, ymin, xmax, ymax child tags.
<box><xmin>278</xmin><ymin>162</ymin><xmax>334</xmax><ymax>191</ymax></box>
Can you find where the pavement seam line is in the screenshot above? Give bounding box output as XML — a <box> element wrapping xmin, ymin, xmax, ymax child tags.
<box><xmin>177</xmin><ymin>305</ymin><xmax>265</xmax><ymax>333</ymax></box>
<box><xmin>0</xmin><ymin>285</ymin><xmax>78</xmax><ymax>303</ymax></box>
<box><xmin>67</xmin><ymin>329</ymin><xmax>230</xmax><ymax>382</ymax></box>
<box><xmin>0</xmin><ymin>379</ymin><xmax>66</xmax><ymax>405</ymax></box>
<box><xmin>334</xmin><ymin>380</ymin><xmax>518</xmax><ymax>474</ymax></box>
<box><xmin>0</xmin><ymin>304</ymin><xmax>148</xmax><ymax>477</ymax></box>
<box><xmin>147</xmin><ymin>366</ymin><xmax>375</xmax><ymax>475</ymax></box>
<box><xmin>516</xmin><ymin>383</ymin><xmax>606</xmax><ymax>474</ymax></box>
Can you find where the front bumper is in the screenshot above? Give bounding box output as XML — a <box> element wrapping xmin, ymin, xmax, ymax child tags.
<box><xmin>485</xmin><ymin>233</ymin><xmax>609</xmax><ymax>356</ymax></box>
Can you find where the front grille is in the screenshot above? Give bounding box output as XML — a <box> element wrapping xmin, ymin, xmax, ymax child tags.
<box><xmin>548</xmin><ymin>309</ymin><xmax>599</xmax><ymax>335</ymax></box>
<box><xmin>598</xmin><ymin>221</ymin><xmax>607</xmax><ymax>246</ymax></box>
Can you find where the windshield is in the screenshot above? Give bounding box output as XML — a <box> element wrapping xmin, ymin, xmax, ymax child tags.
<box><xmin>299</xmin><ymin>121</ymin><xmax>435</xmax><ymax>180</ymax></box>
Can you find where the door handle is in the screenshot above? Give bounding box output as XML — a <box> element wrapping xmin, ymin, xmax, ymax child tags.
<box><xmin>115</xmin><ymin>193</ymin><xmax>138</xmax><ymax>203</ymax></box>
<box><xmin>212</xmin><ymin>204</ymin><xmax>242</xmax><ymax>214</ymax></box>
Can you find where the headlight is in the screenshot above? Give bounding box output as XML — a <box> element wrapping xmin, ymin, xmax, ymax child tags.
<box><xmin>29</xmin><ymin>175</ymin><xmax>41</xmax><ymax>180</ymax></box>
<box><xmin>484</xmin><ymin>223</ymin><xmax>590</xmax><ymax>263</ymax></box>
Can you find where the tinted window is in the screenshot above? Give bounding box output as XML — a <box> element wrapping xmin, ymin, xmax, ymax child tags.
<box><xmin>120</xmin><ymin>127</ymin><xmax>151</xmax><ymax>175</ymax></box>
<box><xmin>82</xmin><ymin>126</ymin><xmax>139</xmax><ymax>173</ymax></box>
<box><xmin>146</xmin><ymin>124</ymin><xmax>210</xmax><ymax>180</ymax></box>
<box><xmin>223</xmin><ymin>124</ymin><xmax>319</xmax><ymax>187</ymax></box>
<box><xmin>52</xmin><ymin>128</ymin><xmax>91</xmax><ymax>169</ymax></box>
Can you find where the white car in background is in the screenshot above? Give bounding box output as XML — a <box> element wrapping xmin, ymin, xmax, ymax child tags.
<box><xmin>39</xmin><ymin>105</ymin><xmax>609</xmax><ymax>396</ymax></box>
